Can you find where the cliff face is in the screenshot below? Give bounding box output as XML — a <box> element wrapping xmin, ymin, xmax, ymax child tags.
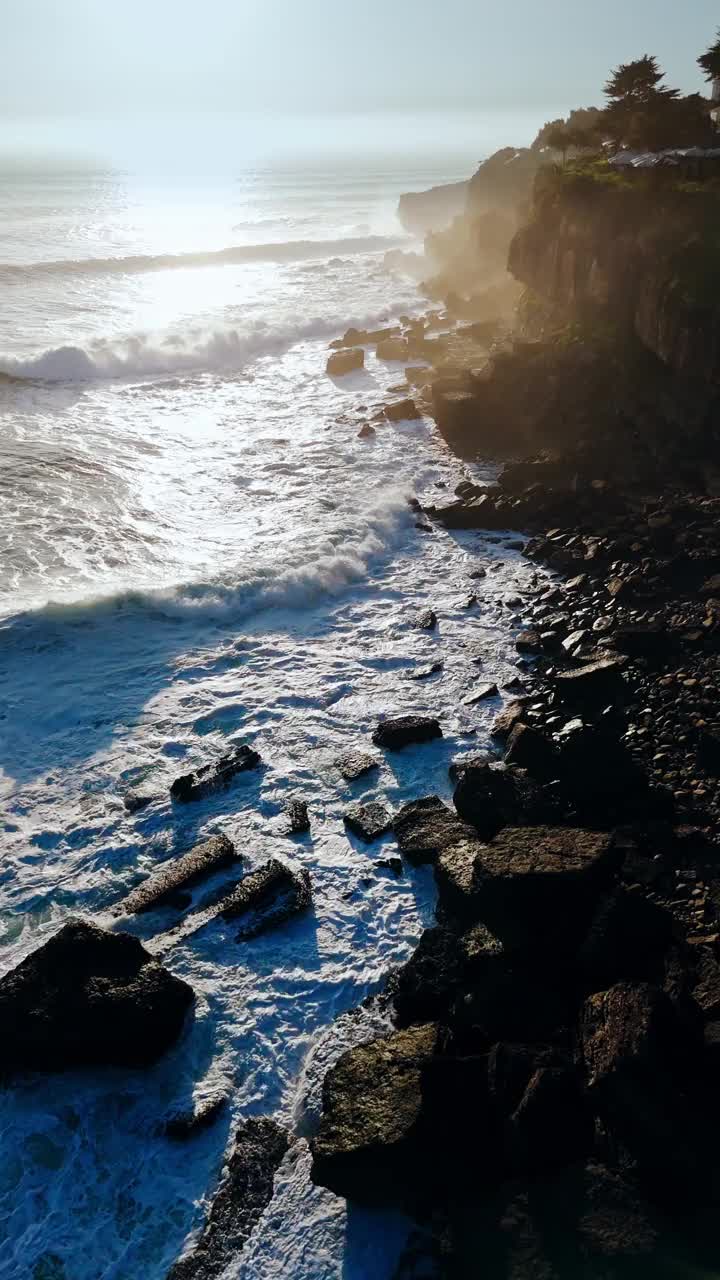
<box><xmin>397</xmin><ymin>180</ymin><xmax>469</xmax><ymax>235</ymax></box>
<box><xmin>508</xmin><ymin>172</ymin><xmax>720</xmax><ymax>384</ymax></box>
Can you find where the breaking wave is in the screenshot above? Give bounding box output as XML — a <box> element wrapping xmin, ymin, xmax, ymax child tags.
<box><xmin>0</xmin><ymin>234</ymin><xmax>408</xmax><ymax>282</ymax></box>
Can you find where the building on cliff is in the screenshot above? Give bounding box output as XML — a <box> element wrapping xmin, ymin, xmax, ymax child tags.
<box><xmin>609</xmin><ymin>146</ymin><xmax>720</xmax><ymax>179</ymax></box>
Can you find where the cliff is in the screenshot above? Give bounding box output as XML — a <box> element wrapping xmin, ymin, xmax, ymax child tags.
<box><xmin>397</xmin><ymin>180</ymin><xmax>468</xmax><ymax>234</ymax></box>
<box><xmin>508</xmin><ymin>164</ymin><xmax>720</xmax><ymax>384</ymax></box>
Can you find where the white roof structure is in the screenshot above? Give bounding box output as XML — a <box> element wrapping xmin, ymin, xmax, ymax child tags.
<box><xmin>609</xmin><ymin>147</ymin><xmax>720</xmax><ymax>169</ymax></box>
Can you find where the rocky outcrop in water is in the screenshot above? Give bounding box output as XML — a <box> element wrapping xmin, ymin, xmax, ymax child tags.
<box><xmin>219</xmin><ymin>859</ymin><xmax>311</xmax><ymax>940</ymax></box>
<box><xmin>114</xmin><ymin>835</ymin><xmax>238</xmax><ymax>916</ymax></box>
<box><xmin>170</xmin><ymin>745</ymin><xmax>261</xmax><ymax>804</ymax></box>
<box><xmin>0</xmin><ymin>921</ymin><xmax>193</xmax><ymax>1074</ymax></box>
<box><xmin>168</xmin><ymin>1118</ymin><xmax>292</xmax><ymax>1279</ymax></box>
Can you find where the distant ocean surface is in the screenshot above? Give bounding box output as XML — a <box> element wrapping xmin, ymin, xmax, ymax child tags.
<box><xmin>0</xmin><ymin>120</ymin><xmax>543</xmax><ymax>1278</ymax></box>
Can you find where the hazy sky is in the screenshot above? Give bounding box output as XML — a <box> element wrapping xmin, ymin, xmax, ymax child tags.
<box><xmin>3</xmin><ymin>0</ymin><xmax>718</xmax><ymax>118</ymax></box>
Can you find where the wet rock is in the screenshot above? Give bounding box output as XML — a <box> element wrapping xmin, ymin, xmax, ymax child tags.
<box><xmin>357</xmin><ymin>423</ymin><xmax>376</xmax><ymax>439</ymax></box>
<box><xmin>393</xmin><ymin>795</ymin><xmax>476</xmax><ymax>865</ymax></box>
<box><xmin>515</xmin><ymin>630</ymin><xmax>541</xmax><ymax>654</ymax></box>
<box><xmin>472</xmin><ymin>826</ymin><xmax>618</xmax><ymax>950</ymax></box>
<box><xmin>376</xmin><ymin>337</ymin><xmax>410</xmax><ymax>361</ymax></box>
<box><xmin>385</xmin><ymin>398</ymin><xmax>422</xmax><ymax>422</ymax></box>
<box><xmin>463</xmin><ymin>682</ymin><xmax>498</xmax><ymax>705</ymax></box>
<box><xmin>372</xmin><ymin>716</ymin><xmax>442</xmax><ymax>750</ymax></box>
<box><xmin>219</xmin><ymin>859</ymin><xmax>312</xmax><ymax>940</ymax></box>
<box><xmin>114</xmin><ymin>835</ymin><xmax>238</xmax><ymax>917</ymax></box>
<box><xmin>434</xmin><ymin>837</ymin><xmax>486</xmax><ymax>925</ymax></box>
<box><xmin>335</xmin><ymin>749</ymin><xmax>379</xmax><ymax>781</ymax></box>
<box><xmin>123</xmin><ymin>786</ymin><xmax>156</xmax><ymax>813</ymax></box>
<box><xmin>310</xmin><ymin>1023</ymin><xmax>440</xmax><ymax>1204</ymax></box>
<box><xmin>168</xmin><ymin>1118</ymin><xmax>291</xmax><ymax>1279</ymax></box>
<box><xmin>170</xmin><ymin>746</ymin><xmax>261</xmax><ymax>804</ymax></box>
<box><xmin>0</xmin><ymin>920</ymin><xmax>194</xmax><ymax>1074</ymax></box>
<box><xmin>344</xmin><ymin>801</ymin><xmax>392</xmax><ymax>843</ymax></box>
<box><xmin>415</xmin><ymin>608</ymin><xmax>437</xmax><ymax>631</ymax></box>
<box><xmin>406</xmin><ymin>660</ymin><xmax>444</xmax><ymax>681</ymax></box>
<box><xmin>553</xmin><ymin>658</ymin><xmax>626</xmax><ymax>708</ymax></box>
<box><xmin>161</xmin><ymin>1095</ymin><xmax>227</xmax><ymax>1140</ymax></box>
<box><xmin>490</xmin><ymin>701</ymin><xmax>526</xmax><ymax>741</ymax></box>
<box><xmin>377</xmin><ymin>857</ymin><xmax>403</xmax><ymax>876</ymax></box>
<box><xmin>285</xmin><ymin>799</ymin><xmax>310</xmax><ymax>834</ymax></box>
<box><xmin>326</xmin><ymin>347</ymin><xmax>364</xmax><ymax>376</ymax></box>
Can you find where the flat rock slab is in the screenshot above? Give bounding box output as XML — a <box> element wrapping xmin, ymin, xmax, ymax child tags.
<box><xmin>310</xmin><ymin>1023</ymin><xmax>440</xmax><ymax>1204</ymax></box>
<box><xmin>344</xmin><ymin>802</ymin><xmax>392</xmax><ymax>842</ymax></box>
<box><xmin>168</xmin><ymin>1118</ymin><xmax>291</xmax><ymax>1279</ymax></box>
<box><xmin>335</xmin><ymin>750</ymin><xmax>380</xmax><ymax>781</ymax></box>
<box><xmin>463</xmin><ymin>682</ymin><xmax>499</xmax><ymax>706</ymax></box>
<box><xmin>372</xmin><ymin>716</ymin><xmax>442</xmax><ymax>750</ymax></box>
<box><xmin>219</xmin><ymin>858</ymin><xmax>312</xmax><ymax>941</ymax></box>
<box><xmin>114</xmin><ymin>834</ymin><xmax>238</xmax><ymax>916</ymax></box>
<box><xmin>0</xmin><ymin>920</ymin><xmax>194</xmax><ymax>1074</ymax></box>
<box><xmin>170</xmin><ymin>745</ymin><xmax>261</xmax><ymax>804</ymax></box>
<box><xmin>553</xmin><ymin>658</ymin><xmax>626</xmax><ymax>707</ymax></box>
<box><xmin>472</xmin><ymin>826</ymin><xmax>618</xmax><ymax>948</ymax></box>
<box><xmin>393</xmin><ymin>795</ymin><xmax>476</xmax><ymax>865</ymax></box>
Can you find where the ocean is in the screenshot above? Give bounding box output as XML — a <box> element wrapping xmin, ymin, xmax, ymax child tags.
<box><xmin>0</xmin><ymin>124</ymin><xmax>543</xmax><ymax>1279</ymax></box>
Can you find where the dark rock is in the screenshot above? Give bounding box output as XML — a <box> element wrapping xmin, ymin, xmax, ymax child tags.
<box><xmin>504</xmin><ymin>723</ymin><xmax>559</xmax><ymax>781</ymax></box>
<box><xmin>285</xmin><ymin>799</ymin><xmax>310</xmax><ymax>834</ymax></box>
<box><xmin>123</xmin><ymin>786</ymin><xmax>156</xmax><ymax>813</ymax></box>
<box><xmin>0</xmin><ymin>920</ymin><xmax>194</xmax><ymax>1075</ymax></box>
<box><xmin>344</xmin><ymin>802</ymin><xmax>392</xmax><ymax>843</ymax></box>
<box><xmin>161</xmin><ymin>1095</ymin><xmax>227</xmax><ymax>1140</ymax></box>
<box><xmin>326</xmin><ymin>347</ymin><xmax>364</xmax><ymax>376</ymax></box>
<box><xmin>219</xmin><ymin>859</ymin><xmax>312</xmax><ymax>940</ymax></box>
<box><xmin>377</xmin><ymin>857</ymin><xmax>403</xmax><ymax>876</ymax></box>
<box><xmin>170</xmin><ymin>746</ymin><xmax>261</xmax><ymax>804</ymax></box>
<box><xmin>576</xmin><ymin>890</ymin><xmax>673</xmax><ymax>992</ymax></box>
<box><xmin>385</xmin><ymin>398</ymin><xmax>422</xmax><ymax>422</ymax></box>
<box><xmin>393</xmin><ymin>795</ymin><xmax>476</xmax><ymax>865</ymax></box>
<box><xmin>612</xmin><ymin>625</ymin><xmax>676</xmax><ymax>662</ymax></box>
<box><xmin>453</xmin><ymin>760</ymin><xmax>560</xmax><ymax>839</ymax></box>
<box><xmin>167</xmin><ymin>1118</ymin><xmax>291</xmax><ymax>1279</ymax></box>
<box><xmin>114</xmin><ymin>835</ymin><xmax>238</xmax><ymax>917</ymax></box>
<box><xmin>357</xmin><ymin>423</ymin><xmax>376</xmax><ymax>439</ymax></box>
<box><xmin>579</xmin><ymin>982</ymin><xmax>702</xmax><ymax>1192</ymax></box>
<box><xmin>310</xmin><ymin>1023</ymin><xmax>440</xmax><ymax>1204</ymax></box>
<box><xmin>434</xmin><ymin>837</ymin><xmax>486</xmax><ymax>925</ymax></box>
<box><xmin>515</xmin><ymin>630</ymin><xmax>541</xmax><ymax>654</ymax></box>
<box><xmin>553</xmin><ymin>658</ymin><xmax>626</xmax><ymax>708</ymax></box>
<box><xmin>555</xmin><ymin>720</ymin><xmax>670</xmax><ymax>825</ymax></box>
<box><xmin>335</xmin><ymin>749</ymin><xmax>379</xmax><ymax>781</ymax></box>
<box><xmin>472</xmin><ymin>826</ymin><xmax>618</xmax><ymax>950</ymax></box>
<box><xmin>372</xmin><ymin>716</ymin><xmax>442</xmax><ymax>750</ymax></box>
<box><xmin>391</xmin><ymin>923</ymin><xmax>505</xmax><ymax>1028</ymax></box>
<box><xmin>507</xmin><ymin>1063</ymin><xmax>592</xmax><ymax>1173</ymax></box>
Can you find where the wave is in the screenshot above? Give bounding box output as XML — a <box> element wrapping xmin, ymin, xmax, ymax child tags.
<box><xmin>0</xmin><ymin>491</ymin><xmax>411</xmax><ymax>635</ymax></box>
<box><xmin>0</xmin><ymin>234</ymin><xmax>408</xmax><ymax>282</ymax></box>
<box><xmin>0</xmin><ymin>297</ymin><xmax>418</xmax><ymax>383</ymax></box>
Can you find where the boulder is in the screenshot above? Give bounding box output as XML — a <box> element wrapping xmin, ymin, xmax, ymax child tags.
<box><xmin>490</xmin><ymin>701</ymin><xmax>526</xmax><ymax>741</ymax></box>
<box><xmin>555</xmin><ymin>720</ymin><xmax>669</xmax><ymax>825</ymax></box>
<box><xmin>576</xmin><ymin>890</ymin><xmax>673</xmax><ymax>992</ymax></box>
<box><xmin>391</xmin><ymin>923</ymin><xmax>505</xmax><ymax>1028</ymax></box>
<box><xmin>344</xmin><ymin>801</ymin><xmax>392</xmax><ymax>842</ymax></box>
<box><xmin>415</xmin><ymin>608</ymin><xmax>437</xmax><ymax>630</ymax></box>
<box><xmin>114</xmin><ymin>835</ymin><xmax>238</xmax><ymax>917</ymax></box>
<box><xmin>0</xmin><ymin>920</ymin><xmax>194</xmax><ymax>1075</ymax></box>
<box><xmin>219</xmin><ymin>859</ymin><xmax>312</xmax><ymax>940</ymax></box>
<box><xmin>335</xmin><ymin>749</ymin><xmax>379</xmax><ymax>781</ymax></box>
<box><xmin>471</xmin><ymin>826</ymin><xmax>618</xmax><ymax>949</ymax></box>
<box><xmin>372</xmin><ymin>716</ymin><xmax>442</xmax><ymax>750</ymax></box>
<box><xmin>515</xmin><ymin>630</ymin><xmax>542</xmax><ymax>655</ymax></box>
<box><xmin>310</xmin><ymin>1023</ymin><xmax>440</xmax><ymax>1204</ymax></box>
<box><xmin>393</xmin><ymin>795</ymin><xmax>476</xmax><ymax>864</ymax></box>
<box><xmin>507</xmin><ymin>1063</ymin><xmax>591</xmax><ymax>1173</ymax></box>
<box><xmin>385</xmin><ymin>398</ymin><xmax>422</xmax><ymax>422</ymax></box>
<box><xmin>503</xmin><ymin>724</ymin><xmax>559</xmax><ymax>781</ymax></box>
<box><xmin>326</xmin><ymin>348</ymin><xmax>364</xmax><ymax>376</ymax></box>
<box><xmin>434</xmin><ymin>837</ymin><xmax>486</xmax><ymax>925</ymax></box>
<box><xmin>463</xmin><ymin>682</ymin><xmax>498</xmax><ymax>705</ymax></box>
<box><xmin>168</xmin><ymin>1118</ymin><xmax>291</xmax><ymax>1279</ymax></box>
<box><xmin>170</xmin><ymin>745</ymin><xmax>261</xmax><ymax>804</ymax></box>
<box><xmin>553</xmin><ymin>658</ymin><xmax>626</xmax><ymax>709</ymax></box>
<box><xmin>376</xmin><ymin>337</ymin><xmax>409</xmax><ymax>361</ymax></box>
<box><xmin>357</xmin><ymin>423</ymin><xmax>376</xmax><ymax>439</ymax></box>
<box><xmin>579</xmin><ymin>982</ymin><xmax>702</xmax><ymax>1191</ymax></box>
<box><xmin>453</xmin><ymin>760</ymin><xmax>560</xmax><ymax>839</ymax></box>
<box><xmin>406</xmin><ymin>660</ymin><xmax>444</xmax><ymax>681</ymax></box>
<box><xmin>161</xmin><ymin>1095</ymin><xmax>227</xmax><ymax>1140</ymax></box>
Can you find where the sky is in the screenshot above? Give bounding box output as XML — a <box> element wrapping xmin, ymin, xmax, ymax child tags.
<box><xmin>2</xmin><ymin>0</ymin><xmax>718</xmax><ymax>118</ymax></box>
<box><xmin>1</xmin><ymin>0</ymin><xmax>719</xmax><ymax>167</ymax></box>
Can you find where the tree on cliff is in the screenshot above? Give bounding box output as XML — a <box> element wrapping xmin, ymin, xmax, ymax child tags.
<box><xmin>603</xmin><ymin>55</ymin><xmax>710</xmax><ymax>151</ymax></box>
<box><xmin>698</xmin><ymin>29</ymin><xmax>720</xmax><ymax>84</ymax></box>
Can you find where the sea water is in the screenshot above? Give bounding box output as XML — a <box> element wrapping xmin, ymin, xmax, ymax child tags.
<box><xmin>0</xmin><ymin>117</ymin><xmax>544</xmax><ymax>1279</ymax></box>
